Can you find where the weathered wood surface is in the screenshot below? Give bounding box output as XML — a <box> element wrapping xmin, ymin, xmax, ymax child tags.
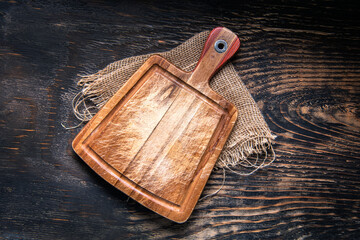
<box><xmin>0</xmin><ymin>0</ymin><xmax>359</xmax><ymax>239</ymax></box>
<box><xmin>73</xmin><ymin>27</ymin><xmax>239</xmax><ymax>223</ymax></box>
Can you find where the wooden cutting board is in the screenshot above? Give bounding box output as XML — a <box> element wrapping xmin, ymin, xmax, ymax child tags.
<box><xmin>73</xmin><ymin>27</ymin><xmax>240</xmax><ymax>223</ymax></box>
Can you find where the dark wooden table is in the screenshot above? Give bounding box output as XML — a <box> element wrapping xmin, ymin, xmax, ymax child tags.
<box><xmin>1</xmin><ymin>0</ymin><xmax>359</xmax><ymax>239</ymax></box>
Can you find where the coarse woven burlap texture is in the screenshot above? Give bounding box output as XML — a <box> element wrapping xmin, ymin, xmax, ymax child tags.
<box><xmin>73</xmin><ymin>30</ymin><xmax>276</xmax><ymax>174</ymax></box>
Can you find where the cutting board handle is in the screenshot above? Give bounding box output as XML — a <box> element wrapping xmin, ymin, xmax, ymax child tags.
<box><xmin>188</xmin><ymin>27</ymin><xmax>240</xmax><ymax>88</ymax></box>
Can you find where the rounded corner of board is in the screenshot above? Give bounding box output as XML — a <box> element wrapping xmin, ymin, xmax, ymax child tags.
<box><xmin>171</xmin><ymin>214</ymin><xmax>191</xmax><ymax>224</ymax></box>
<box><xmin>157</xmin><ymin>204</ymin><xmax>194</xmax><ymax>223</ymax></box>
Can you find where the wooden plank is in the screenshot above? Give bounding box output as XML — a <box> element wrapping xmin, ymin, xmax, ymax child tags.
<box><xmin>0</xmin><ymin>0</ymin><xmax>359</xmax><ymax>239</ymax></box>
<box><xmin>72</xmin><ymin>28</ymin><xmax>240</xmax><ymax>222</ymax></box>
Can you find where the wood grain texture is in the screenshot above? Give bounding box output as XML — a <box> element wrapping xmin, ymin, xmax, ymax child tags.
<box><xmin>0</xmin><ymin>0</ymin><xmax>359</xmax><ymax>239</ymax></box>
<box><xmin>72</xmin><ymin>27</ymin><xmax>239</xmax><ymax>222</ymax></box>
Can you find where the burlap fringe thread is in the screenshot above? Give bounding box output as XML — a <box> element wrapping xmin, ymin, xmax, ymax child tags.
<box><xmin>71</xmin><ymin>30</ymin><xmax>276</xmax><ymax>176</ymax></box>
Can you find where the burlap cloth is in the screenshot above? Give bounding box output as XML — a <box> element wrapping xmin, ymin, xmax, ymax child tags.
<box><xmin>73</xmin><ymin>30</ymin><xmax>276</xmax><ymax>174</ymax></box>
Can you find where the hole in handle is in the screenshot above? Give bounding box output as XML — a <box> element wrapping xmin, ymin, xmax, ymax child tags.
<box><xmin>214</xmin><ymin>40</ymin><xmax>228</xmax><ymax>53</ymax></box>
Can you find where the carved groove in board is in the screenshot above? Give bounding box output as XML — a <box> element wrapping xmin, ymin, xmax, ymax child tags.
<box><xmin>88</xmin><ymin>65</ymin><xmax>224</xmax><ymax>205</ymax></box>
<box><xmin>83</xmin><ymin>143</ymin><xmax>193</xmax><ymax>209</ymax></box>
<box><xmin>83</xmin><ymin>144</ymin><xmax>182</xmax><ymax>209</ymax></box>
<box><xmin>133</xmin><ymin>100</ymin><xmax>222</xmax><ymax>205</ymax></box>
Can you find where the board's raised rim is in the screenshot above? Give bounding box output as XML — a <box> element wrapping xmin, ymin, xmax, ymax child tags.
<box><xmin>72</xmin><ymin>55</ymin><xmax>238</xmax><ymax>223</ymax></box>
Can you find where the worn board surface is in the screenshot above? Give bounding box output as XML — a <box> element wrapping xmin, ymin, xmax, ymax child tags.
<box><xmin>1</xmin><ymin>0</ymin><xmax>359</xmax><ymax>239</ymax></box>
<box><xmin>72</xmin><ymin>41</ymin><xmax>239</xmax><ymax>222</ymax></box>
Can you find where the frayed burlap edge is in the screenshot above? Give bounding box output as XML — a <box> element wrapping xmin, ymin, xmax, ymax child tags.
<box><xmin>71</xmin><ymin>30</ymin><xmax>276</xmax><ymax>175</ymax></box>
